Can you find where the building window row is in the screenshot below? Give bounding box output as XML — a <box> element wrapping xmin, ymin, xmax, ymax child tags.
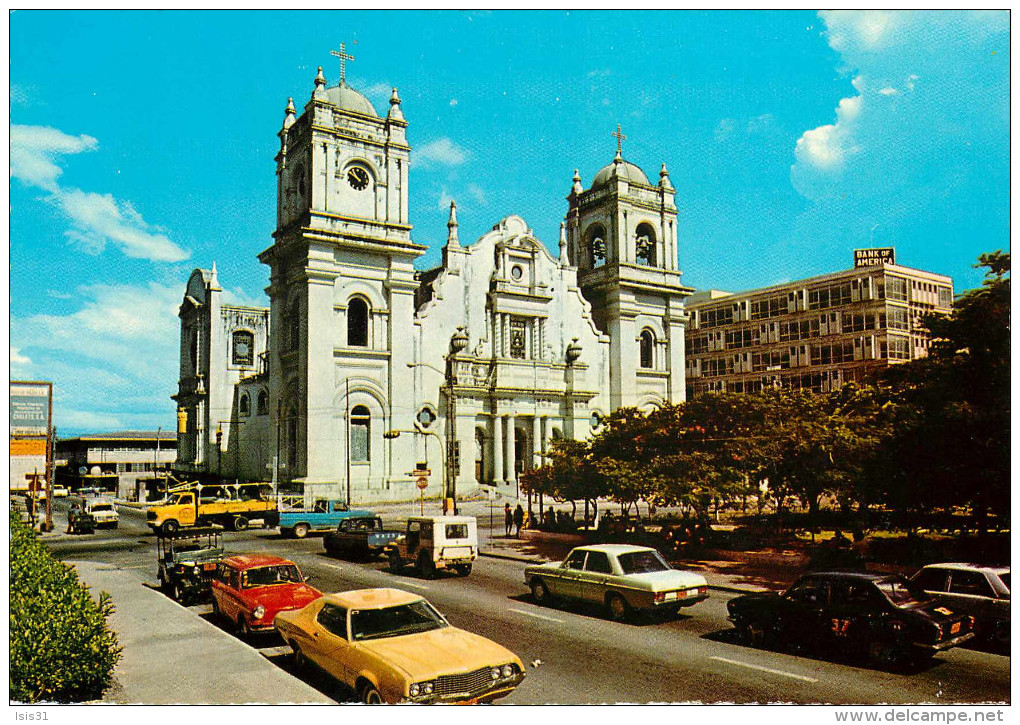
<box><xmin>238</xmin><ymin>389</ymin><xmax>270</xmax><ymax>418</ymax></box>
<box><xmin>808</xmin><ymin>282</ymin><xmax>853</xmax><ymax>310</ymax></box>
<box><xmin>699</xmin><ymin>306</ymin><xmax>733</xmax><ymax>329</ymax></box>
<box><xmin>750</xmin><ymin>295</ymin><xmax>789</xmax><ymax>320</ymax></box>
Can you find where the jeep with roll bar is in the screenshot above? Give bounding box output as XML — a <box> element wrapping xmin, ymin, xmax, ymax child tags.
<box><xmin>156</xmin><ymin>526</ymin><xmax>226</xmax><ymax>604</ymax></box>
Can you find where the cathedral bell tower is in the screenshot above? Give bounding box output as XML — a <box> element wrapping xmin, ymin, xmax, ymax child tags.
<box><xmin>565</xmin><ymin>126</ymin><xmax>694</xmax><ymax>410</ymax></box>
<box><xmin>258</xmin><ymin>47</ymin><xmax>425</xmax><ymax>492</ymax></box>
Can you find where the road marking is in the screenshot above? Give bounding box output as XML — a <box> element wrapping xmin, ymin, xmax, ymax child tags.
<box><xmin>319</xmin><ymin>562</ymin><xmax>344</xmax><ymax>570</ymax></box>
<box><xmin>188</xmin><ymin>604</ymin><xmax>213</xmax><ymax>615</ymax></box>
<box><xmin>508</xmin><ymin>607</ymin><xmax>564</xmax><ymax>623</ymax></box>
<box><xmin>710</xmin><ymin>656</ymin><xmax>818</xmax><ymax>683</ymax></box>
<box><xmin>397</xmin><ymin>582</ymin><xmax>430</xmax><ymax>591</ymax></box>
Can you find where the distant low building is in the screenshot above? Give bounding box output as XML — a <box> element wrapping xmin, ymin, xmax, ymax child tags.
<box><xmin>56</xmin><ymin>430</ymin><xmax>177</xmax><ymax>498</ymax></box>
<box><xmin>684</xmin><ymin>259</ymin><xmax>953</xmax><ymax>397</ymax></box>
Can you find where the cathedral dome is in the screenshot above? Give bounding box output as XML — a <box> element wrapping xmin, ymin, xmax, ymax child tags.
<box><xmin>591</xmin><ymin>158</ymin><xmax>650</xmax><ymax>188</ymax></box>
<box><xmin>325</xmin><ymin>82</ymin><xmax>379</xmax><ymax>117</ymax></box>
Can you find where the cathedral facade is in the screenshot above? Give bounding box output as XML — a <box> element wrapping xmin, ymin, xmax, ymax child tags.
<box><xmin>173</xmin><ymin>60</ymin><xmax>693</xmax><ymax>504</ymax></box>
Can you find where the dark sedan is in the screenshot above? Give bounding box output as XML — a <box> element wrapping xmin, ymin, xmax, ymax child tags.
<box><xmin>727</xmin><ymin>571</ymin><xmax>975</xmax><ymax>668</ymax></box>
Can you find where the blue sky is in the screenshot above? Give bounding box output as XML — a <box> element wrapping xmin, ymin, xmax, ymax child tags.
<box><xmin>9</xmin><ymin>10</ymin><xmax>1010</xmax><ymax>434</ymax></box>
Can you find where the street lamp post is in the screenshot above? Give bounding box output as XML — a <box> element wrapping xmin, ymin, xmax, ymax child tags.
<box><xmin>215</xmin><ymin>423</ymin><xmax>223</xmax><ymax>482</ymax></box>
<box><xmin>383</xmin><ymin>427</ymin><xmax>444</xmax><ymax>514</ymax></box>
<box><xmin>408</xmin><ymin>328</ymin><xmax>468</xmax><ymax>515</ymax></box>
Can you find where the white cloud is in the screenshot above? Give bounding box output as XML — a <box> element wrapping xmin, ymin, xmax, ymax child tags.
<box><xmin>438</xmin><ymin>188</ymin><xmax>455</xmax><ymax>210</ymax></box>
<box><xmin>449</xmin><ymin>98</ymin><xmax>459</xmax><ymax>107</ymax></box>
<box><xmin>879</xmin><ymin>87</ymin><xmax>898</xmax><ymax>96</ymax></box>
<box><xmin>11</xmin><ymin>124</ymin><xmax>189</xmax><ymax>263</ymax></box>
<box><xmin>10</xmin><ymin>125</ymin><xmax>97</xmax><ymax>192</ymax></box>
<box><xmin>714</xmin><ymin>118</ymin><xmax>736</xmax><ymax>142</ymax></box>
<box><xmin>47</xmin><ymin>290</ymin><xmax>73</xmax><ymax>300</ymax></box>
<box><xmin>222</xmin><ymin>286</ymin><xmax>267</xmax><ymax>308</ymax></box>
<box><xmin>467</xmin><ymin>184</ymin><xmax>487</xmax><ymax>206</ymax></box>
<box><xmin>417</xmin><ymin>138</ymin><xmax>469</xmax><ymax>168</ymax></box>
<box><xmin>57</xmin><ymin>189</ymin><xmax>188</xmax><ymax>262</ymax></box>
<box><xmin>793</xmin><ymin>93</ymin><xmax>862</xmax><ymax>173</ymax></box>
<box><xmin>10</xmin><ymin>346</ymin><xmax>33</xmax><ymax>376</ymax></box>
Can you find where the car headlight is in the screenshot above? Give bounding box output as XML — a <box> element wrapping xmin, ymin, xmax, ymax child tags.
<box><xmin>193</xmin><ymin>566</ymin><xmax>201</xmax><ymax>575</ymax></box>
<box><xmin>409</xmin><ymin>683</ymin><xmax>419</xmax><ymax>697</ymax></box>
<box><xmin>501</xmin><ymin>664</ymin><xmax>515</xmax><ymax>678</ymax></box>
<box><xmin>254</xmin><ymin>605</ymin><xmax>265</xmax><ymax>620</ymax></box>
<box><xmin>409</xmin><ymin>681</ymin><xmax>434</xmax><ymax>698</ymax></box>
<box><xmin>490</xmin><ymin>667</ymin><xmax>502</xmax><ymax>680</ymax></box>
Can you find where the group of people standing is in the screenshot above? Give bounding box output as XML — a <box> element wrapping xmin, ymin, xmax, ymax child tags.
<box><xmin>504</xmin><ymin>503</ymin><xmax>525</xmax><ymax>537</ymax></box>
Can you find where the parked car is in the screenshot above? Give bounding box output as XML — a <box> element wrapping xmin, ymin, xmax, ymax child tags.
<box><xmin>385</xmin><ymin>516</ymin><xmax>477</xmax><ymax>577</ymax></box>
<box><xmin>278</xmin><ymin>499</ymin><xmax>374</xmax><ymax>539</ymax></box>
<box><xmin>911</xmin><ymin>563</ymin><xmax>1010</xmax><ymax>647</ymax></box>
<box><xmin>51</xmin><ymin>485</ymin><xmax>69</xmax><ymax>498</ymax></box>
<box><xmin>324</xmin><ymin>516</ymin><xmax>401</xmax><ymax>559</ymax></box>
<box><xmin>274</xmin><ymin>588</ymin><xmax>526</xmax><ymax>703</ymax></box>
<box><xmin>66</xmin><ymin>507</ymin><xmax>96</xmax><ymax>535</ymax></box>
<box><xmin>70</xmin><ymin>496</ymin><xmax>119</xmax><ymax>529</ymax></box>
<box><xmin>524</xmin><ymin>544</ymin><xmax>709</xmax><ymax>621</ymax></box>
<box><xmin>156</xmin><ymin>527</ymin><xmax>226</xmax><ymax>604</ymax></box>
<box><xmin>727</xmin><ymin>571</ymin><xmax>976</xmax><ymax>668</ymax></box>
<box><xmin>211</xmin><ymin>554</ymin><xmax>322</xmax><ymax>639</ymax></box>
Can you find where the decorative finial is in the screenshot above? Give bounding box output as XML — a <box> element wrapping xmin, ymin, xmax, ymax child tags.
<box><xmin>446</xmin><ymin>200</ymin><xmax>460</xmax><ymax>248</ymax></box>
<box><xmin>572</xmin><ymin>169</ymin><xmax>583</xmax><ymax>195</ymax></box>
<box><xmin>387</xmin><ymin>87</ymin><xmax>405</xmax><ymax>122</ymax></box>
<box><xmin>612</xmin><ymin>124</ymin><xmax>627</xmax><ymax>161</ymax></box>
<box><xmin>659</xmin><ymin>162</ymin><xmax>672</xmax><ymax>190</ymax></box>
<box><xmin>314</xmin><ymin>66</ymin><xmax>326</xmax><ymax>88</ymax></box>
<box><xmin>283</xmin><ymin>97</ymin><xmax>296</xmax><ymax>130</ymax></box>
<box><xmin>559</xmin><ymin>221</ymin><xmax>569</xmax><ymax>264</ymax></box>
<box><xmin>331</xmin><ymin>42</ymin><xmax>356</xmax><ymax>85</ymax></box>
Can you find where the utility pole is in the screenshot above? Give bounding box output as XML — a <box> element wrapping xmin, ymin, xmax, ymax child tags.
<box><xmin>446</xmin><ymin>328</ymin><xmax>469</xmax><ymax>514</ymax></box>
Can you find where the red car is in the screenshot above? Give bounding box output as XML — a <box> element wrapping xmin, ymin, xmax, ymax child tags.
<box><xmin>211</xmin><ymin>554</ymin><xmax>322</xmax><ymax>638</ymax></box>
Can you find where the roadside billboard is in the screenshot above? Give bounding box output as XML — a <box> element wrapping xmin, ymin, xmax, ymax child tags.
<box><xmin>10</xmin><ymin>381</ymin><xmax>51</xmax><ymax>437</ymax></box>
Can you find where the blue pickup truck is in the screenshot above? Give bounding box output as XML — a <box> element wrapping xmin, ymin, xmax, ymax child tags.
<box><xmin>278</xmin><ymin>499</ymin><xmax>374</xmax><ymax>539</ymax></box>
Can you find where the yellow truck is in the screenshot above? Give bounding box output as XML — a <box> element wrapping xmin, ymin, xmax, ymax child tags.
<box><xmin>147</xmin><ymin>484</ymin><xmax>279</xmax><ymax>534</ymax></box>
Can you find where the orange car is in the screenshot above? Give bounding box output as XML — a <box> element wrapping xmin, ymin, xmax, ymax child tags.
<box><xmin>212</xmin><ymin>554</ymin><xmax>321</xmax><ymax>638</ymax></box>
<box><xmin>275</xmin><ymin>588</ymin><xmax>525</xmax><ymax>703</ymax></box>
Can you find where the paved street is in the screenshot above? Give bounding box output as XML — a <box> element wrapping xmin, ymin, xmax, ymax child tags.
<box><xmin>43</xmin><ymin>501</ymin><xmax>1010</xmax><ymax>705</ymax></box>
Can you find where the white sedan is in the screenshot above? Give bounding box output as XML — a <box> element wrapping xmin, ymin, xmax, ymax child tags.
<box><xmin>524</xmin><ymin>544</ymin><xmax>708</xmax><ymax>620</ymax></box>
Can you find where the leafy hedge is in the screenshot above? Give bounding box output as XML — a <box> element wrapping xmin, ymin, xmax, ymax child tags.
<box><xmin>10</xmin><ymin>511</ymin><xmax>121</xmax><ymax>702</ymax></box>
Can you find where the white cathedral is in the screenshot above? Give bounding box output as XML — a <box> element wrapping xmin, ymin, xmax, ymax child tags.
<box><xmin>173</xmin><ymin>57</ymin><xmax>694</xmax><ymax>504</ymax></box>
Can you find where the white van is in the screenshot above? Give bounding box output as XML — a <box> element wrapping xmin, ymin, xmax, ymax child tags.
<box><xmin>77</xmin><ymin>497</ymin><xmax>119</xmax><ymax>529</ymax></box>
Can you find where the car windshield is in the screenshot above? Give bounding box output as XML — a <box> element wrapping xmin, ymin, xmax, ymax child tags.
<box><xmin>349</xmin><ymin>601</ymin><xmax>447</xmax><ymax>641</ymax></box>
<box><xmin>617</xmin><ymin>550</ymin><xmax>671</xmax><ymax>575</ymax></box>
<box><xmin>90</xmin><ymin>504</ymin><xmax>113</xmax><ymax>512</ymax></box>
<box><xmin>445</xmin><ymin>523</ymin><xmax>469</xmax><ymax>540</ymax></box>
<box><xmin>243</xmin><ymin>565</ymin><xmax>303</xmax><ymax>588</ymax></box>
<box><xmin>877</xmin><ymin>577</ymin><xmax>932</xmax><ymax>606</ymax></box>
<box><xmin>1000</xmin><ymin>573</ymin><xmax>1010</xmax><ymax>592</ymax></box>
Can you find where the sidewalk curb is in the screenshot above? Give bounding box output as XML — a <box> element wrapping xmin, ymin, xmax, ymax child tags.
<box><xmin>479</xmin><ymin>550</ymin><xmax>767</xmax><ymax>595</ymax></box>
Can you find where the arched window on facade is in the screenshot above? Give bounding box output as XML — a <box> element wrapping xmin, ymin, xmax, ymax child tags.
<box><xmin>285</xmin><ymin>299</ymin><xmax>300</xmax><ymax>351</ymax></box>
<box><xmin>232</xmin><ymin>330</ymin><xmax>255</xmax><ymax>366</ymax></box>
<box><xmin>475</xmin><ymin>428</ymin><xmax>486</xmax><ymax>483</ymax></box>
<box><xmin>257</xmin><ymin>389</ymin><xmax>269</xmax><ymax>416</ymax></box>
<box><xmin>347</xmin><ymin>297</ymin><xmax>369</xmax><ymax>347</ymax></box>
<box><xmin>350</xmin><ymin>405</ymin><xmax>371</xmax><ymax>462</ymax></box>
<box><xmin>639</xmin><ymin>329</ymin><xmax>655</xmax><ymax>369</ymax></box>
<box><xmin>585</xmin><ymin>225</ymin><xmax>607</xmax><ymax>268</ymax></box>
<box><xmin>635</xmin><ymin>223</ymin><xmax>657</xmax><ymax>266</ymax></box>
<box><xmin>239</xmin><ymin>393</ymin><xmax>251</xmax><ymax>417</ymax></box>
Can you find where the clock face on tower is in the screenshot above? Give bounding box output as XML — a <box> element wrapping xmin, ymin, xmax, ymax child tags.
<box><xmin>347</xmin><ymin>166</ymin><xmax>370</xmax><ymax>191</ymax></box>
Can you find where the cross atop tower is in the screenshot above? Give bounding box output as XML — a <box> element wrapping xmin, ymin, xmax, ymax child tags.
<box><xmin>331</xmin><ymin>42</ymin><xmax>356</xmax><ymax>84</ymax></box>
<box><xmin>612</xmin><ymin>124</ymin><xmax>627</xmax><ymax>159</ymax></box>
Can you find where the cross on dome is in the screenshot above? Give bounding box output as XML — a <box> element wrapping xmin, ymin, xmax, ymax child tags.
<box><xmin>612</xmin><ymin>124</ymin><xmax>627</xmax><ymax>159</ymax></box>
<box><xmin>331</xmin><ymin>42</ymin><xmax>356</xmax><ymax>84</ymax></box>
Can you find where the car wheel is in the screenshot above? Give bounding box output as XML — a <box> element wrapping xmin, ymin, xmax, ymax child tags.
<box><xmin>417</xmin><ymin>551</ymin><xmax>436</xmax><ymax>579</ymax></box>
<box><xmin>531</xmin><ymin>578</ymin><xmax>555</xmax><ymax>606</ymax></box>
<box><xmin>359</xmin><ymin>682</ymin><xmax>384</xmax><ymax>704</ymax></box>
<box><xmin>868</xmin><ymin>637</ymin><xmax>911</xmax><ymax>670</ymax></box>
<box><xmin>387</xmin><ymin>551</ymin><xmax>403</xmax><ymax>573</ymax></box>
<box><xmin>741</xmin><ymin>620</ymin><xmax>771</xmax><ymax>648</ymax></box>
<box><xmin>992</xmin><ymin>619</ymin><xmax>1010</xmax><ymax>649</ymax></box>
<box><xmin>233</xmin><ymin>516</ymin><xmax>248</xmax><ymax>532</ymax></box>
<box><xmin>293</xmin><ymin>523</ymin><xmax>310</xmax><ymax>539</ymax></box>
<box><xmin>172</xmin><ymin>581</ymin><xmax>185</xmax><ymax>603</ymax></box>
<box><xmin>161</xmin><ymin>519</ymin><xmax>179</xmax><ymax>535</ymax></box>
<box><xmin>456</xmin><ymin>564</ymin><xmax>472</xmax><ymax>577</ymax></box>
<box><xmin>606</xmin><ymin>592</ymin><xmax>631</xmax><ymax>622</ymax></box>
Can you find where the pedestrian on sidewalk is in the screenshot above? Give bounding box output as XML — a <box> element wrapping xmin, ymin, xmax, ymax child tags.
<box><xmin>513</xmin><ymin>504</ymin><xmax>524</xmax><ymax>537</ymax></box>
<box><xmin>504</xmin><ymin>503</ymin><xmax>513</xmax><ymax>536</ymax></box>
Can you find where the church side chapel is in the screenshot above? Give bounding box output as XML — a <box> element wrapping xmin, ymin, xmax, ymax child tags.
<box><xmin>174</xmin><ymin>49</ymin><xmax>694</xmax><ymax>504</ymax></box>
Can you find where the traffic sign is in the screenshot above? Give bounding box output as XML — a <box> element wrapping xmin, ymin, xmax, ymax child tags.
<box><xmin>416</xmin><ymin>476</ymin><xmax>429</xmax><ymax>490</ymax></box>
